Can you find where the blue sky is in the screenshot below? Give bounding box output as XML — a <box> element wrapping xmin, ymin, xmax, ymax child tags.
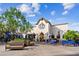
<box><xmin>0</xmin><ymin>3</ymin><xmax>79</xmax><ymax>31</ymax></box>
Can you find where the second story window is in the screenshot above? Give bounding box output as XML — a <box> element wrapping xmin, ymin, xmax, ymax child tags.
<box><xmin>39</xmin><ymin>23</ymin><xmax>45</xmax><ymax>29</ymax></box>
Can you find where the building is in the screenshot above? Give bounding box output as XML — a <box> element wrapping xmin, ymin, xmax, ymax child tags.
<box><xmin>30</xmin><ymin>18</ymin><xmax>68</xmax><ymax>40</ymax></box>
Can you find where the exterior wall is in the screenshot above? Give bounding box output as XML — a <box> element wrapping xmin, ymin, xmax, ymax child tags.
<box><xmin>49</xmin><ymin>25</ymin><xmax>53</xmax><ymax>34</ymax></box>
<box><xmin>31</xmin><ymin>19</ymin><xmax>68</xmax><ymax>40</ymax></box>
<box><xmin>31</xmin><ymin>20</ymin><xmax>50</xmax><ymax>39</ymax></box>
<box><xmin>52</xmin><ymin>24</ymin><xmax>68</xmax><ymax>39</ymax></box>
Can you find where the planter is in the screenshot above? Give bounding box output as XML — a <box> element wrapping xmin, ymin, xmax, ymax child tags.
<box><xmin>24</xmin><ymin>40</ymin><xmax>30</xmax><ymax>46</ymax></box>
<box><xmin>29</xmin><ymin>41</ymin><xmax>35</xmax><ymax>46</ymax></box>
<box><xmin>5</xmin><ymin>41</ymin><xmax>24</xmax><ymax>50</ymax></box>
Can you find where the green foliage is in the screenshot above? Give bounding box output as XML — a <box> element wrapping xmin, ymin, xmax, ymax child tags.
<box><xmin>0</xmin><ymin>22</ymin><xmax>4</xmax><ymax>32</ymax></box>
<box><xmin>63</xmin><ymin>30</ymin><xmax>79</xmax><ymax>40</ymax></box>
<box><xmin>6</xmin><ymin>17</ymin><xmax>19</xmax><ymax>32</ymax></box>
<box><xmin>0</xmin><ymin>7</ymin><xmax>32</xmax><ymax>42</ymax></box>
<box><xmin>14</xmin><ymin>38</ymin><xmax>24</xmax><ymax>42</ymax></box>
<box><xmin>2</xmin><ymin>7</ymin><xmax>25</xmax><ymax>32</ymax></box>
<box><xmin>0</xmin><ymin>22</ymin><xmax>6</xmax><ymax>37</ymax></box>
<box><xmin>20</xmin><ymin>22</ymin><xmax>32</xmax><ymax>33</ymax></box>
<box><xmin>0</xmin><ymin>7</ymin><xmax>32</xmax><ymax>33</ymax></box>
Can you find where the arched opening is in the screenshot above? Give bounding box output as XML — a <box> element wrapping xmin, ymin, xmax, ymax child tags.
<box><xmin>51</xmin><ymin>34</ymin><xmax>55</xmax><ymax>39</ymax></box>
<box><xmin>56</xmin><ymin>31</ymin><xmax>60</xmax><ymax>39</ymax></box>
<box><xmin>39</xmin><ymin>32</ymin><xmax>44</xmax><ymax>42</ymax></box>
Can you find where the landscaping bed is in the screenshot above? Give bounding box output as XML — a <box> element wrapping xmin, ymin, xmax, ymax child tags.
<box><xmin>5</xmin><ymin>38</ymin><xmax>25</xmax><ymax>50</ymax></box>
<box><xmin>5</xmin><ymin>38</ymin><xmax>35</xmax><ymax>50</ymax></box>
<box><xmin>24</xmin><ymin>40</ymin><xmax>35</xmax><ymax>46</ymax></box>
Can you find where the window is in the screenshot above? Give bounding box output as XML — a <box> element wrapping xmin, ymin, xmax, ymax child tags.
<box><xmin>39</xmin><ymin>23</ymin><xmax>45</xmax><ymax>29</ymax></box>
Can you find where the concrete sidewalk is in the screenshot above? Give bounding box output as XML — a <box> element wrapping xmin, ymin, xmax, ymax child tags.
<box><xmin>0</xmin><ymin>44</ymin><xmax>79</xmax><ymax>56</ymax></box>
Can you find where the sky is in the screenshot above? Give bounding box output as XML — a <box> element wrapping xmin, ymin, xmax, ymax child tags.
<box><xmin>0</xmin><ymin>3</ymin><xmax>79</xmax><ymax>31</ymax></box>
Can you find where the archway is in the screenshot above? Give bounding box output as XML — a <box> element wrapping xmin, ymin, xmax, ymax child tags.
<box><xmin>39</xmin><ymin>32</ymin><xmax>44</xmax><ymax>42</ymax></box>
<box><xmin>57</xmin><ymin>31</ymin><xmax>60</xmax><ymax>39</ymax></box>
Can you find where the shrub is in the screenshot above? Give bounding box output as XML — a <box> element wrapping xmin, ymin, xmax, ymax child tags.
<box><xmin>13</xmin><ymin>38</ymin><xmax>25</xmax><ymax>42</ymax></box>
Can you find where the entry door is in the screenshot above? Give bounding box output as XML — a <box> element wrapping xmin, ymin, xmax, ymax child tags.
<box><xmin>39</xmin><ymin>32</ymin><xmax>44</xmax><ymax>42</ymax></box>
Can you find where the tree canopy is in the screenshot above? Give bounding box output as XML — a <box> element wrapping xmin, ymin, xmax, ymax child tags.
<box><xmin>63</xmin><ymin>30</ymin><xmax>79</xmax><ymax>40</ymax></box>
<box><xmin>0</xmin><ymin>7</ymin><xmax>32</xmax><ymax>33</ymax></box>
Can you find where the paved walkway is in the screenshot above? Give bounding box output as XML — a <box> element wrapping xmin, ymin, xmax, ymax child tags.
<box><xmin>0</xmin><ymin>44</ymin><xmax>79</xmax><ymax>56</ymax></box>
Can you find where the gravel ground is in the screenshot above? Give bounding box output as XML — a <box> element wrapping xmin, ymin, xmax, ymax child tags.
<box><xmin>0</xmin><ymin>44</ymin><xmax>79</xmax><ymax>56</ymax></box>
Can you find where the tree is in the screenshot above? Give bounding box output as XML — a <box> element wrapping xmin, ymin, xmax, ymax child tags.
<box><xmin>0</xmin><ymin>22</ymin><xmax>5</xmax><ymax>41</ymax></box>
<box><xmin>0</xmin><ymin>7</ymin><xmax>26</xmax><ymax>32</ymax></box>
<box><xmin>63</xmin><ymin>30</ymin><xmax>79</xmax><ymax>40</ymax></box>
<box><xmin>20</xmin><ymin>21</ymin><xmax>32</xmax><ymax>33</ymax></box>
<box><xmin>0</xmin><ymin>7</ymin><xmax>32</xmax><ymax>33</ymax></box>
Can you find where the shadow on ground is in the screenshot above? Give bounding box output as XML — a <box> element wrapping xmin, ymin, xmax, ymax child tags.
<box><xmin>57</xmin><ymin>54</ymin><xmax>79</xmax><ymax>56</ymax></box>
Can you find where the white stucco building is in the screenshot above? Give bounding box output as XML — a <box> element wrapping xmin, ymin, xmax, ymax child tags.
<box><xmin>30</xmin><ymin>18</ymin><xmax>68</xmax><ymax>40</ymax></box>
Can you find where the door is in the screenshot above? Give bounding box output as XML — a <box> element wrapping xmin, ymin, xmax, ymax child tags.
<box><xmin>39</xmin><ymin>32</ymin><xmax>44</xmax><ymax>42</ymax></box>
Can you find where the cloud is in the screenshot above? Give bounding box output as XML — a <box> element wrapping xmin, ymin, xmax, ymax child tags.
<box><xmin>62</xmin><ymin>10</ymin><xmax>68</xmax><ymax>15</ymax></box>
<box><xmin>17</xmin><ymin>4</ymin><xmax>32</xmax><ymax>13</ymax></box>
<box><xmin>0</xmin><ymin>8</ymin><xmax>2</xmax><ymax>12</ymax></box>
<box><xmin>70</xmin><ymin>23</ymin><xmax>79</xmax><ymax>26</ymax></box>
<box><xmin>27</xmin><ymin>14</ymin><xmax>36</xmax><ymax>17</ymax></box>
<box><xmin>44</xmin><ymin>5</ymin><xmax>48</xmax><ymax>8</ymax></box>
<box><xmin>69</xmin><ymin>23</ymin><xmax>79</xmax><ymax>31</ymax></box>
<box><xmin>62</xmin><ymin>3</ymin><xmax>75</xmax><ymax>15</ymax></box>
<box><xmin>63</xmin><ymin>3</ymin><xmax>75</xmax><ymax>10</ymax></box>
<box><xmin>51</xmin><ymin>10</ymin><xmax>55</xmax><ymax>16</ymax></box>
<box><xmin>32</xmin><ymin>3</ymin><xmax>40</xmax><ymax>13</ymax></box>
<box><xmin>17</xmin><ymin>3</ymin><xmax>40</xmax><ymax>17</ymax></box>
